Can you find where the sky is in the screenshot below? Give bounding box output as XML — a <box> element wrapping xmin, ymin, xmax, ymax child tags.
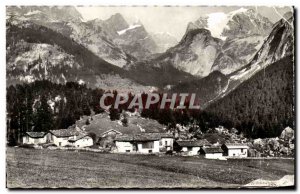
<box><xmin>76</xmin><ymin>6</ymin><xmax>293</xmax><ymax>40</ymax></box>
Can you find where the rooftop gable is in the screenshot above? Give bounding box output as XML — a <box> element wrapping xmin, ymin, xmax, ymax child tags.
<box><xmin>115</xmin><ymin>133</ymin><xmax>173</xmax><ymax>142</ymax></box>
<box><xmin>201</xmin><ymin>147</ymin><xmax>224</xmax><ymax>153</ymax></box>
<box><xmin>68</xmin><ymin>134</ymin><xmax>91</xmax><ymax>142</ymax></box>
<box><xmin>177</xmin><ymin>139</ymin><xmax>211</xmax><ymax>147</ymax></box>
<box><xmin>25</xmin><ymin>132</ymin><xmax>48</xmax><ymax>138</ymax></box>
<box><xmin>223</xmin><ymin>143</ymin><xmax>249</xmax><ymax>149</ymax></box>
<box><xmin>50</xmin><ymin>125</ymin><xmax>81</xmax><ymax>137</ymax></box>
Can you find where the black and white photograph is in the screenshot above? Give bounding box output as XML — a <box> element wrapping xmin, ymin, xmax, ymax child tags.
<box><xmin>4</xmin><ymin>3</ymin><xmax>296</xmax><ymax>189</ymax></box>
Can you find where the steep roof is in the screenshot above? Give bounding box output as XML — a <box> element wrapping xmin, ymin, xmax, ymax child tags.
<box><xmin>115</xmin><ymin>135</ymin><xmax>134</xmax><ymax>142</ymax></box>
<box><xmin>201</xmin><ymin>147</ymin><xmax>224</xmax><ymax>154</ymax></box>
<box><xmin>223</xmin><ymin>143</ymin><xmax>249</xmax><ymax>149</ymax></box>
<box><xmin>115</xmin><ymin>133</ymin><xmax>173</xmax><ymax>142</ymax></box>
<box><xmin>160</xmin><ymin>133</ymin><xmax>174</xmax><ymax>138</ymax></box>
<box><xmin>50</xmin><ymin>128</ymin><xmax>79</xmax><ymax>137</ymax></box>
<box><xmin>25</xmin><ymin>132</ymin><xmax>48</xmax><ymax>138</ymax></box>
<box><xmin>134</xmin><ymin>133</ymin><xmax>161</xmax><ymax>141</ymax></box>
<box><xmin>68</xmin><ymin>134</ymin><xmax>91</xmax><ymax>142</ymax></box>
<box><xmin>177</xmin><ymin>139</ymin><xmax>211</xmax><ymax>147</ymax></box>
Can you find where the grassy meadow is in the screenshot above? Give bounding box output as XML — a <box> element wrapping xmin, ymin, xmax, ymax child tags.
<box><xmin>6</xmin><ymin>147</ymin><xmax>294</xmax><ymax>188</ymax></box>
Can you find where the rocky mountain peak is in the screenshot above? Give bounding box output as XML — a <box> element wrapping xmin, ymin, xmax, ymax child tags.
<box><xmin>283</xmin><ymin>11</ymin><xmax>293</xmax><ymax>21</ymax></box>
<box><xmin>189</xmin><ymin>8</ymin><xmax>273</xmax><ymax>40</ymax></box>
<box><xmin>150</xmin><ymin>32</ymin><xmax>178</xmax><ymax>53</ymax></box>
<box><xmin>7</xmin><ymin>6</ymin><xmax>83</xmax><ymax>23</ymax></box>
<box><xmin>151</xmin><ymin>28</ymin><xmax>222</xmax><ymax>77</ymax></box>
<box><xmin>223</xmin><ymin>8</ymin><xmax>273</xmax><ymax>39</ymax></box>
<box><xmin>105</xmin><ymin>13</ymin><xmax>129</xmax><ymax>31</ymax></box>
<box><xmin>180</xmin><ymin>28</ymin><xmax>218</xmax><ymax>46</ymax></box>
<box><xmin>186</xmin><ymin>22</ymin><xmax>202</xmax><ymax>32</ymax></box>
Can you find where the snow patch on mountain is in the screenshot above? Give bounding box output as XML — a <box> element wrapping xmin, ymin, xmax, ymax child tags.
<box><xmin>191</xmin><ymin>8</ymin><xmax>272</xmax><ymax>40</ymax></box>
<box><xmin>117</xmin><ymin>24</ymin><xmax>142</xmax><ymax>35</ymax></box>
<box><xmin>229</xmin><ymin>7</ymin><xmax>248</xmax><ymax>15</ymax></box>
<box><xmin>196</xmin><ymin>8</ymin><xmax>248</xmax><ymax>40</ymax></box>
<box><xmin>206</xmin><ymin>12</ymin><xmax>228</xmax><ymax>40</ymax></box>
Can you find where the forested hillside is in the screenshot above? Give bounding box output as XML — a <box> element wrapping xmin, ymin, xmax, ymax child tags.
<box><xmin>6</xmin><ymin>81</ymin><xmax>105</xmax><ymax>144</ymax></box>
<box><xmin>205</xmin><ymin>55</ymin><xmax>294</xmax><ymax>138</ymax></box>
<box><xmin>7</xmin><ymin>53</ymin><xmax>295</xmax><ymax>146</ymax></box>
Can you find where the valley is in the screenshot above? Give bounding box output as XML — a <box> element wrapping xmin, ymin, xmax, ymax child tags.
<box><xmin>5</xmin><ymin>5</ymin><xmax>295</xmax><ymax>189</ymax></box>
<box><xmin>6</xmin><ymin>6</ymin><xmax>295</xmax><ymax>149</ymax></box>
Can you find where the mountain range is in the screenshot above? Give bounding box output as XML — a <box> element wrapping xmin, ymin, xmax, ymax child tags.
<box><xmin>6</xmin><ymin>6</ymin><xmax>294</xmax><ymax>134</ymax></box>
<box><xmin>171</xmin><ymin>13</ymin><xmax>294</xmax><ymax>108</ymax></box>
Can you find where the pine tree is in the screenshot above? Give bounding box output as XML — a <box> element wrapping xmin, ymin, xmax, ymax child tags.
<box><xmin>85</xmin><ymin>119</ymin><xmax>90</xmax><ymax>125</ymax></box>
<box><xmin>34</xmin><ymin>95</ymin><xmax>54</xmax><ymax>132</ymax></box>
<box><xmin>121</xmin><ymin>113</ymin><xmax>128</xmax><ymax>127</ymax></box>
<box><xmin>82</xmin><ymin>98</ymin><xmax>91</xmax><ymax>116</ymax></box>
<box><xmin>109</xmin><ymin>107</ymin><xmax>120</xmax><ymax>121</ymax></box>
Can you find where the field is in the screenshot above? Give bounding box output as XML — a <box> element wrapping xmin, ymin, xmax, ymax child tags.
<box><xmin>6</xmin><ymin>147</ymin><xmax>294</xmax><ymax>188</ymax></box>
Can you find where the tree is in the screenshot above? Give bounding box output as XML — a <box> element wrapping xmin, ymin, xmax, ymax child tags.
<box><xmin>109</xmin><ymin>107</ymin><xmax>120</xmax><ymax>121</ymax></box>
<box><xmin>85</xmin><ymin>119</ymin><xmax>90</xmax><ymax>125</ymax></box>
<box><xmin>34</xmin><ymin>95</ymin><xmax>54</xmax><ymax>132</ymax></box>
<box><xmin>82</xmin><ymin>98</ymin><xmax>91</xmax><ymax>116</ymax></box>
<box><xmin>121</xmin><ymin>113</ymin><xmax>128</xmax><ymax>127</ymax></box>
<box><xmin>88</xmin><ymin>132</ymin><xmax>97</xmax><ymax>144</ymax></box>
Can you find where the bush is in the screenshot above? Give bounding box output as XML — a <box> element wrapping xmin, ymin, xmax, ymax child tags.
<box><xmin>19</xmin><ymin>144</ymin><xmax>35</xmax><ymax>149</ymax></box>
<box><xmin>88</xmin><ymin>132</ymin><xmax>97</xmax><ymax>143</ymax></box>
<box><xmin>42</xmin><ymin>143</ymin><xmax>57</xmax><ymax>148</ymax></box>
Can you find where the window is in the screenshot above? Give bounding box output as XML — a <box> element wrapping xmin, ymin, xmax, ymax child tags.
<box><xmin>241</xmin><ymin>149</ymin><xmax>244</xmax><ymax>152</ymax></box>
<box><xmin>142</xmin><ymin>142</ymin><xmax>154</xmax><ymax>149</ymax></box>
<box><xmin>165</xmin><ymin>141</ymin><xmax>168</xmax><ymax>146</ymax></box>
<box><xmin>187</xmin><ymin>147</ymin><xmax>193</xmax><ymax>151</ymax></box>
<box><xmin>59</xmin><ymin>142</ymin><xmax>62</xmax><ymax>146</ymax></box>
<box><xmin>148</xmin><ymin>150</ymin><xmax>153</xmax><ymax>153</ymax></box>
<box><xmin>26</xmin><ymin>136</ymin><xmax>29</xmax><ymax>142</ymax></box>
<box><xmin>126</xmin><ymin>150</ymin><xmax>130</xmax><ymax>152</ymax></box>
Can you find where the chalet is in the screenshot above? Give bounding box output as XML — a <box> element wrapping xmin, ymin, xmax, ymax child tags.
<box><xmin>115</xmin><ymin>135</ymin><xmax>136</xmax><ymax>153</ymax></box>
<box><xmin>50</xmin><ymin>128</ymin><xmax>79</xmax><ymax>147</ymax></box>
<box><xmin>50</xmin><ymin>126</ymin><xmax>93</xmax><ymax>147</ymax></box>
<box><xmin>159</xmin><ymin>133</ymin><xmax>174</xmax><ymax>151</ymax></box>
<box><xmin>68</xmin><ymin>134</ymin><xmax>93</xmax><ymax>148</ymax></box>
<box><xmin>115</xmin><ymin>133</ymin><xmax>174</xmax><ymax>154</ymax></box>
<box><xmin>22</xmin><ymin>132</ymin><xmax>51</xmax><ymax>144</ymax></box>
<box><xmin>222</xmin><ymin>143</ymin><xmax>249</xmax><ymax>158</ymax></box>
<box><xmin>99</xmin><ymin>129</ymin><xmax>123</xmax><ymax>148</ymax></box>
<box><xmin>200</xmin><ymin>147</ymin><xmax>224</xmax><ymax>159</ymax></box>
<box><xmin>176</xmin><ymin>139</ymin><xmax>211</xmax><ymax>156</ymax></box>
<box><xmin>134</xmin><ymin>133</ymin><xmax>160</xmax><ymax>153</ymax></box>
